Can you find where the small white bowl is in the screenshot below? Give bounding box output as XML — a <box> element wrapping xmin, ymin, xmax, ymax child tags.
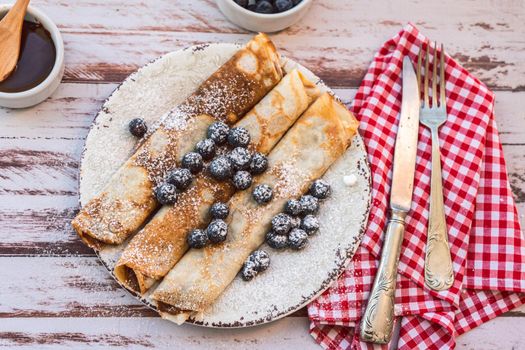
<box><xmin>0</xmin><ymin>4</ymin><xmax>64</xmax><ymax>109</ymax></box>
<box><xmin>216</xmin><ymin>0</ymin><xmax>312</xmax><ymax>33</ymax></box>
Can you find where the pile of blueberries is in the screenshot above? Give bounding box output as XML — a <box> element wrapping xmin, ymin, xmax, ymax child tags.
<box><xmin>140</xmin><ymin>119</ymin><xmax>270</xmax><ymax>249</ymax></box>
<box><xmin>129</xmin><ymin>117</ymin><xmax>271</xmax><ymax>207</ymax></box>
<box><xmin>266</xmin><ymin>179</ymin><xmax>331</xmax><ymax>250</ymax></box>
<box><xmin>234</xmin><ymin>0</ymin><xmax>302</xmax><ymax>14</ymax></box>
<box><xmin>239</xmin><ymin>179</ymin><xmax>331</xmax><ymax>281</ymax></box>
<box><xmin>241</xmin><ymin>249</ymin><xmax>270</xmax><ymax>281</ymax></box>
<box><xmin>187</xmin><ymin>202</ymin><xmax>230</xmax><ymax>248</ymax></box>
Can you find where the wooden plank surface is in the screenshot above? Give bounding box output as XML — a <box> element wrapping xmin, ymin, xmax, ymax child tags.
<box><xmin>2</xmin><ymin>316</ymin><xmax>525</xmax><ymax>349</ymax></box>
<box><xmin>0</xmin><ymin>317</ymin><xmax>320</xmax><ymax>349</ymax></box>
<box><xmin>1</xmin><ymin>0</ymin><xmax>524</xmax><ymax>348</ymax></box>
<box><xmin>24</xmin><ymin>0</ymin><xmax>525</xmax><ymax>89</ymax></box>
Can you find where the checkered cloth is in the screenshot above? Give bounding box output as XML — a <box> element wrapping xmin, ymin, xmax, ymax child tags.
<box><xmin>308</xmin><ymin>24</ymin><xmax>525</xmax><ymax>349</ymax></box>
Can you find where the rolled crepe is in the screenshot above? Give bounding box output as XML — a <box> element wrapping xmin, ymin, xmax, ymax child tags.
<box><xmin>72</xmin><ymin>33</ymin><xmax>283</xmax><ymax>249</ymax></box>
<box><xmin>150</xmin><ymin>93</ymin><xmax>359</xmax><ymax>322</ymax></box>
<box><xmin>114</xmin><ymin>69</ymin><xmax>320</xmax><ymax>294</ymax></box>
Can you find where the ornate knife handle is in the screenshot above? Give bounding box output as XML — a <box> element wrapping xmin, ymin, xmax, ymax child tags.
<box><xmin>360</xmin><ymin>209</ymin><xmax>406</xmax><ymax>344</ymax></box>
<box><xmin>424</xmin><ymin>129</ymin><xmax>454</xmax><ymax>291</ymax></box>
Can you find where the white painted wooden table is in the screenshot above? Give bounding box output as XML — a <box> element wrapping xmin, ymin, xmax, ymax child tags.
<box><xmin>1</xmin><ymin>1</ymin><xmax>524</xmax><ymax>349</ymax></box>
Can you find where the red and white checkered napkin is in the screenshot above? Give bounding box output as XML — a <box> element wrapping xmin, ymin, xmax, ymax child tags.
<box><xmin>308</xmin><ymin>24</ymin><xmax>525</xmax><ymax>349</ymax></box>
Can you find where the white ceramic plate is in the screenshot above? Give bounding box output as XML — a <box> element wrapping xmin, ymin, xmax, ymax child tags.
<box><xmin>79</xmin><ymin>43</ymin><xmax>372</xmax><ymax>328</ymax></box>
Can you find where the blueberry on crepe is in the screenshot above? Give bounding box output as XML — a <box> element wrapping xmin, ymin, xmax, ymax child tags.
<box><xmin>207</xmin><ymin>121</ymin><xmax>229</xmax><ymax>145</ymax></box>
<box><xmin>210</xmin><ymin>202</ymin><xmax>229</xmax><ymax>220</ymax></box>
<box><xmin>209</xmin><ymin>156</ymin><xmax>233</xmax><ymax>181</ymax></box>
<box><xmin>249</xmin><ymin>152</ymin><xmax>268</xmax><ymax>174</ymax></box>
<box><xmin>233</xmin><ymin>170</ymin><xmax>253</xmax><ymax>190</ymax></box>
<box><xmin>182</xmin><ymin>152</ymin><xmax>204</xmax><ymax>174</ymax></box>
<box><xmin>271</xmin><ymin>213</ymin><xmax>293</xmax><ymax>235</ymax></box>
<box><xmin>166</xmin><ymin>168</ymin><xmax>193</xmax><ymax>190</ymax></box>
<box><xmin>187</xmin><ymin>229</ymin><xmax>208</xmax><ymax>249</ymax></box>
<box><xmin>207</xmin><ymin>219</ymin><xmax>228</xmax><ymax>244</ymax></box>
<box><xmin>299</xmin><ymin>194</ymin><xmax>319</xmax><ymax>214</ymax></box>
<box><xmin>195</xmin><ymin>138</ymin><xmax>216</xmax><ymax>160</ymax></box>
<box><xmin>253</xmin><ymin>184</ymin><xmax>273</xmax><ymax>204</ymax></box>
<box><xmin>228</xmin><ymin>127</ymin><xmax>251</xmax><ymax>148</ymax></box>
<box><xmin>155</xmin><ymin>183</ymin><xmax>177</xmax><ymax>205</ymax></box>
<box><xmin>288</xmin><ymin>228</ymin><xmax>308</xmax><ymax>250</ymax></box>
<box><xmin>266</xmin><ymin>230</ymin><xmax>288</xmax><ymax>249</ymax></box>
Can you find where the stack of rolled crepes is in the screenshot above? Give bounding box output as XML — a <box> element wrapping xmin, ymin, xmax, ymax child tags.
<box><xmin>72</xmin><ymin>33</ymin><xmax>283</xmax><ymax>249</ymax></box>
<box><xmin>72</xmin><ymin>34</ymin><xmax>360</xmax><ymax>324</ymax></box>
<box><xmin>114</xmin><ymin>68</ymin><xmax>320</xmax><ymax>294</ymax></box>
<box><xmin>151</xmin><ymin>92</ymin><xmax>359</xmax><ymax>323</ymax></box>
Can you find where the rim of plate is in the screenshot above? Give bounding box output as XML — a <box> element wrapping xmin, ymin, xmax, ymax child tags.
<box><xmin>78</xmin><ymin>43</ymin><xmax>372</xmax><ymax>328</ymax></box>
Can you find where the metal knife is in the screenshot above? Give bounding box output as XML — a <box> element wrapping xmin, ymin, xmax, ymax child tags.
<box><xmin>360</xmin><ymin>56</ymin><xmax>421</xmax><ymax>344</ymax></box>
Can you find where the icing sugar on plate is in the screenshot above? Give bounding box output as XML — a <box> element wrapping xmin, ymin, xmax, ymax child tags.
<box><xmin>79</xmin><ymin>43</ymin><xmax>372</xmax><ymax>328</ymax></box>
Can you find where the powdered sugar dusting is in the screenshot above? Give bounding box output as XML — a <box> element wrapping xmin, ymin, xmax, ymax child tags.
<box><xmin>161</xmin><ymin>105</ymin><xmax>193</xmax><ymax>131</ymax></box>
<box><xmin>271</xmin><ymin>161</ymin><xmax>310</xmax><ymax>199</ymax></box>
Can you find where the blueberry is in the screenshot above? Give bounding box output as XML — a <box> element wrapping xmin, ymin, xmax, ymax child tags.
<box><xmin>207</xmin><ymin>121</ymin><xmax>230</xmax><ymax>145</ymax></box>
<box><xmin>166</xmin><ymin>168</ymin><xmax>193</xmax><ymax>190</ymax></box>
<box><xmin>299</xmin><ymin>194</ymin><xmax>319</xmax><ymax>214</ymax></box>
<box><xmin>300</xmin><ymin>215</ymin><xmax>319</xmax><ymax>235</ymax></box>
<box><xmin>309</xmin><ymin>179</ymin><xmax>331</xmax><ymax>200</ymax></box>
<box><xmin>208</xmin><ymin>155</ymin><xmax>233</xmax><ymax>181</ymax></box>
<box><xmin>241</xmin><ymin>259</ymin><xmax>259</xmax><ymax>281</ymax></box>
<box><xmin>187</xmin><ymin>229</ymin><xmax>208</xmax><ymax>249</ymax></box>
<box><xmin>182</xmin><ymin>152</ymin><xmax>203</xmax><ymax>174</ymax></box>
<box><xmin>233</xmin><ymin>0</ymin><xmax>248</xmax><ymax>7</ymax></box>
<box><xmin>195</xmin><ymin>138</ymin><xmax>216</xmax><ymax>160</ymax></box>
<box><xmin>128</xmin><ymin>118</ymin><xmax>147</xmax><ymax>137</ymax></box>
<box><xmin>288</xmin><ymin>228</ymin><xmax>308</xmax><ymax>250</ymax></box>
<box><xmin>266</xmin><ymin>230</ymin><xmax>288</xmax><ymax>249</ymax></box>
<box><xmin>254</xmin><ymin>0</ymin><xmax>274</xmax><ymax>13</ymax></box>
<box><xmin>252</xmin><ymin>184</ymin><xmax>273</xmax><ymax>204</ymax></box>
<box><xmin>210</xmin><ymin>202</ymin><xmax>229</xmax><ymax>219</ymax></box>
<box><xmin>292</xmin><ymin>0</ymin><xmax>302</xmax><ymax>5</ymax></box>
<box><xmin>154</xmin><ymin>183</ymin><xmax>177</xmax><ymax>205</ymax></box>
<box><xmin>228</xmin><ymin>147</ymin><xmax>252</xmax><ymax>170</ymax></box>
<box><xmin>284</xmin><ymin>199</ymin><xmax>303</xmax><ymax>216</ymax></box>
<box><xmin>207</xmin><ymin>219</ymin><xmax>228</xmax><ymax>244</ymax></box>
<box><xmin>271</xmin><ymin>213</ymin><xmax>293</xmax><ymax>235</ymax></box>
<box><xmin>249</xmin><ymin>249</ymin><xmax>270</xmax><ymax>271</ymax></box>
<box><xmin>275</xmin><ymin>0</ymin><xmax>293</xmax><ymax>12</ymax></box>
<box><xmin>249</xmin><ymin>152</ymin><xmax>268</xmax><ymax>174</ymax></box>
<box><xmin>232</xmin><ymin>170</ymin><xmax>253</xmax><ymax>190</ymax></box>
<box><xmin>227</xmin><ymin>127</ymin><xmax>251</xmax><ymax>148</ymax></box>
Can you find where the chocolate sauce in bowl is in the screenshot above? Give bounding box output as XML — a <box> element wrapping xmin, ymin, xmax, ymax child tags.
<box><xmin>0</xmin><ymin>20</ymin><xmax>56</xmax><ymax>93</ymax></box>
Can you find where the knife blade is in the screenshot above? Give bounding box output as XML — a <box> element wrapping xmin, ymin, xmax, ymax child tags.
<box><xmin>390</xmin><ymin>56</ymin><xmax>421</xmax><ymax>212</ymax></box>
<box><xmin>360</xmin><ymin>56</ymin><xmax>420</xmax><ymax>344</ymax></box>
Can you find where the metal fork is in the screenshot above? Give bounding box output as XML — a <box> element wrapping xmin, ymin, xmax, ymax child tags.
<box><xmin>418</xmin><ymin>43</ymin><xmax>454</xmax><ymax>291</ymax></box>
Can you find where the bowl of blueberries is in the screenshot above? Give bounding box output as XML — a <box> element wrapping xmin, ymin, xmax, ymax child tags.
<box><xmin>216</xmin><ymin>0</ymin><xmax>312</xmax><ymax>32</ymax></box>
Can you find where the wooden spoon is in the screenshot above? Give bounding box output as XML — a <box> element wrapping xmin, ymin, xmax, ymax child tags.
<box><xmin>0</xmin><ymin>0</ymin><xmax>31</xmax><ymax>82</ymax></box>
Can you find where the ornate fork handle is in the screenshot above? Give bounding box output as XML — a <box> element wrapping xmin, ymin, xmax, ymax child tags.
<box><xmin>424</xmin><ymin>128</ymin><xmax>454</xmax><ymax>291</ymax></box>
<box><xmin>360</xmin><ymin>209</ymin><xmax>406</xmax><ymax>344</ymax></box>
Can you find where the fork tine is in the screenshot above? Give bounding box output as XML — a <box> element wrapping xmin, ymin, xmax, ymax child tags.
<box><xmin>424</xmin><ymin>43</ymin><xmax>429</xmax><ymax>108</ymax></box>
<box><xmin>417</xmin><ymin>44</ymin><xmax>422</xmax><ymax>100</ymax></box>
<box><xmin>440</xmin><ymin>44</ymin><xmax>446</xmax><ymax>108</ymax></box>
<box><xmin>432</xmin><ymin>42</ymin><xmax>438</xmax><ymax>107</ymax></box>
